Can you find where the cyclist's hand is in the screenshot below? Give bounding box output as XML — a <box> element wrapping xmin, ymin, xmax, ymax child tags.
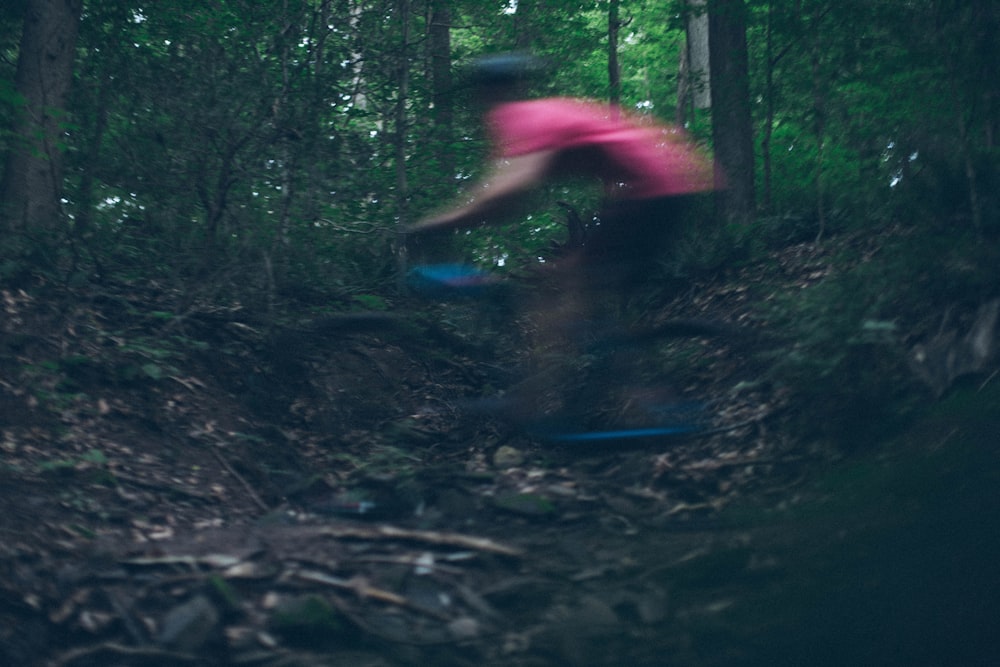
<box><xmin>401</xmin><ymin>218</ymin><xmax>452</xmax><ymax>251</ymax></box>
<box><xmin>404</xmin><ymin>216</ymin><xmax>451</xmax><ymax>236</ymax></box>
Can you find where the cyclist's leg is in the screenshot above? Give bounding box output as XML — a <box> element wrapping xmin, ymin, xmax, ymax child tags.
<box><xmin>496</xmin><ymin>195</ymin><xmax>700</xmax><ymax>432</ymax></box>
<box><xmin>556</xmin><ymin>196</ymin><xmax>696</xmax><ymax>429</ymax></box>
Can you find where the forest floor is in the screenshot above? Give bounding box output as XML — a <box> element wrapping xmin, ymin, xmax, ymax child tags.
<box><xmin>1</xmin><ymin>240</ymin><xmax>998</xmax><ymax>667</ymax></box>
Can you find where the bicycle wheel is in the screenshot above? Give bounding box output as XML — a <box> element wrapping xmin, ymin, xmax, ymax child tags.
<box><xmin>478</xmin><ymin>317</ymin><xmax>752</xmax><ymax>443</ymax></box>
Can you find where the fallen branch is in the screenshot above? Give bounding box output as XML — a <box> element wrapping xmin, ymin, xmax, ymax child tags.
<box><xmin>212</xmin><ymin>447</ymin><xmax>270</xmax><ymax>512</ymax></box>
<box><xmin>112</xmin><ymin>472</ymin><xmax>214</xmax><ymax>501</ymax></box>
<box><xmin>293</xmin><ymin>569</ymin><xmax>451</xmax><ymax>621</ymax></box>
<box><xmin>315</xmin><ymin>524</ymin><xmax>523</xmax><ymax>558</ymax></box>
<box><xmin>50</xmin><ymin>642</ymin><xmax>202</xmax><ymax>667</ymax></box>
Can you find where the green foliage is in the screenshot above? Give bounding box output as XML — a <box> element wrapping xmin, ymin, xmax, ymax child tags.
<box><xmin>270</xmin><ymin>594</ymin><xmax>346</xmax><ymax>646</ymax></box>
<box><xmin>758</xmin><ymin>221</ymin><xmax>1000</xmax><ymax>447</ymax></box>
<box><xmin>351</xmin><ymin>293</ymin><xmax>390</xmax><ymax>311</ymax></box>
<box><xmin>762</xmin><ymin>121</ymin><xmax>852</xmax><ymax>225</ymax></box>
<box><xmin>763</xmin><ymin>268</ymin><xmax>920</xmax><ymax>447</ymax></box>
<box><xmin>1</xmin><ymin>0</ymin><xmax>994</xmax><ymax>263</ymax></box>
<box><xmin>38</xmin><ymin>449</ymin><xmax>107</xmax><ymax>474</ymax></box>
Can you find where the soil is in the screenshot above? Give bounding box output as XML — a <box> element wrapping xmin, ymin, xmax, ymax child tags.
<box><xmin>1</xmin><ymin>243</ymin><xmax>998</xmax><ymax>667</ymax></box>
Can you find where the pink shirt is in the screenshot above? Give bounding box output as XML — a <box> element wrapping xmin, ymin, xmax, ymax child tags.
<box><xmin>487</xmin><ymin>98</ymin><xmax>716</xmax><ymax>200</ymax></box>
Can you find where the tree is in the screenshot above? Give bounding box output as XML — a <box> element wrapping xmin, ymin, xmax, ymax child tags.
<box><xmin>428</xmin><ymin>0</ymin><xmax>454</xmax><ymax>172</ymax></box>
<box><xmin>680</xmin><ymin>0</ymin><xmax>711</xmax><ymax>120</ymax></box>
<box><xmin>708</xmin><ymin>0</ymin><xmax>754</xmax><ymax>223</ymax></box>
<box><xmin>0</xmin><ymin>0</ymin><xmax>84</xmax><ymax>234</ymax></box>
<box><xmin>607</xmin><ymin>0</ymin><xmax>622</xmax><ymax>105</ymax></box>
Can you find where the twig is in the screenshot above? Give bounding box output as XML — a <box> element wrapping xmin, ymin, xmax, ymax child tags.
<box><xmin>50</xmin><ymin>642</ymin><xmax>202</xmax><ymax>667</ymax></box>
<box><xmin>679</xmin><ymin>456</ymin><xmax>807</xmax><ymax>471</ymax></box>
<box><xmin>106</xmin><ymin>590</ymin><xmax>147</xmax><ymax>645</ymax></box>
<box><xmin>212</xmin><ymin>447</ymin><xmax>270</xmax><ymax>512</ymax></box>
<box><xmin>347</xmin><ymin>554</ymin><xmax>465</xmax><ymax>575</ymax></box>
<box><xmin>293</xmin><ymin>570</ymin><xmax>451</xmax><ymax>621</ymax></box>
<box><xmin>319</xmin><ymin>583</ymin><xmax>493</xmax><ymax>647</ymax></box>
<box><xmin>315</xmin><ymin>524</ymin><xmax>523</xmax><ymax>558</ymax></box>
<box><xmin>112</xmin><ymin>472</ymin><xmax>214</xmax><ymax>501</ymax></box>
<box><xmin>978</xmin><ymin>368</ymin><xmax>999</xmax><ymax>392</ymax></box>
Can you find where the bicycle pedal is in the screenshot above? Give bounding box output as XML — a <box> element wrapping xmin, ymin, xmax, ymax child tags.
<box><xmin>407</xmin><ymin>264</ymin><xmax>502</xmax><ymax>299</ymax></box>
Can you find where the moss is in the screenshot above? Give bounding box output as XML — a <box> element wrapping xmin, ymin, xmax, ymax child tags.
<box><xmin>270</xmin><ymin>594</ymin><xmax>347</xmax><ymax>647</ymax></box>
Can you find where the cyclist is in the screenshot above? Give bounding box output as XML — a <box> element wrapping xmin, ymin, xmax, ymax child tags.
<box><xmin>407</xmin><ymin>52</ymin><xmax>721</xmax><ymax>429</ymax></box>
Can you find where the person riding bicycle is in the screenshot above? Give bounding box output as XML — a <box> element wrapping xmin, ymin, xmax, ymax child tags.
<box><xmin>406</xmin><ymin>52</ymin><xmax>721</xmax><ymax>430</ymax></box>
<box><xmin>407</xmin><ymin>51</ymin><xmax>719</xmax><ymax>301</ymax></box>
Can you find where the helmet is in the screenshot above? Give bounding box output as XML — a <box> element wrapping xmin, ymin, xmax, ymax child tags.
<box><xmin>465</xmin><ymin>52</ymin><xmax>547</xmax><ymax>87</ymax></box>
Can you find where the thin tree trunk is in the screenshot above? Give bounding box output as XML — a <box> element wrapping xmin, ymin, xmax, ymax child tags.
<box><xmin>429</xmin><ymin>0</ymin><xmax>453</xmax><ymax>175</ymax></box>
<box><xmin>73</xmin><ymin>73</ymin><xmax>111</xmax><ymax>240</ymax></box>
<box><xmin>608</xmin><ymin>0</ymin><xmax>621</xmax><ymax>106</ymax></box>
<box><xmin>811</xmin><ymin>44</ymin><xmax>826</xmax><ymax>241</ymax></box>
<box><xmin>513</xmin><ymin>0</ymin><xmax>537</xmax><ymax>50</ymax></box>
<box><xmin>761</xmin><ymin>0</ymin><xmax>774</xmax><ymax>212</ymax></box>
<box><xmin>277</xmin><ymin>0</ymin><xmax>294</xmax><ymax>249</ymax></box>
<box><xmin>676</xmin><ymin>34</ymin><xmax>691</xmax><ymax>125</ymax></box>
<box><xmin>303</xmin><ymin>0</ymin><xmax>333</xmax><ymax>225</ymax></box>
<box><xmin>394</xmin><ymin>0</ymin><xmax>411</xmax><ymax>225</ymax></box>
<box><xmin>393</xmin><ymin>0</ymin><xmax>413</xmax><ymax>290</ymax></box>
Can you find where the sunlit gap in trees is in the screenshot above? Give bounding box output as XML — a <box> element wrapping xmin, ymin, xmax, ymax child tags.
<box><xmin>883</xmin><ymin>141</ymin><xmax>919</xmax><ymax>188</ymax></box>
<box><xmin>95</xmin><ymin>194</ymin><xmax>145</xmax><ymax>227</ymax></box>
<box><xmin>502</xmin><ymin>1</ymin><xmax>518</xmax><ymax>15</ymax></box>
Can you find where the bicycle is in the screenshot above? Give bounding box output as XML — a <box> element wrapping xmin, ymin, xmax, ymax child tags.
<box><xmin>397</xmin><ymin>260</ymin><xmax>771</xmax><ymax>444</ymax></box>
<box><xmin>271</xmin><ymin>236</ymin><xmax>773</xmax><ymax>445</ymax></box>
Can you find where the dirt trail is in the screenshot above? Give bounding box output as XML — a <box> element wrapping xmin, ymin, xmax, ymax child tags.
<box><xmin>1</xmin><ymin>257</ymin><xmax>997</xmax><ymax>666</ymax></box>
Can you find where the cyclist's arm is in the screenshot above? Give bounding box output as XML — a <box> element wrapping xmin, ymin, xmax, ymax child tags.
<box><xmin>409</xmin><ymin>150</ymin><xmax>556</xmax><ymax>233</ymax></box>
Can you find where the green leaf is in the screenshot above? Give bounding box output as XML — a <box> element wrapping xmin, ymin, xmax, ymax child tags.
<box><xmin>38</xmin><ymin>459</ymin><xmax>75</xmax><ymax>472</ymax></box>
<box><xmin>352</xmin><ymin>294</ymin><xmax>389</xmax><ymax>310</ymax></box>
<box><xmin>82</xmin><ymin>449</ymin><xmax>108</xmax><ymax>465</ymax></box>
<box><xmin>861</xmin><ymin>320</ymin><xmax>897</xmax><ymax>332</ymax></box>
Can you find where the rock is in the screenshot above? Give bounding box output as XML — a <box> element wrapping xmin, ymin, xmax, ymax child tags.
<box><xmin>447</xmin><ymin>616</ymin><xmax>480</xmax><ymax>640</ymax></box>
<box><xmin>910</xmin><ymin>298</ymin><xmax>1000</xmax><ymax>396</ymax></box>
<box><xmin>157</xmin><ymin>594</ymin><xmax>220</xmax><ymax>653</ymax></box>
<box><xmin>492</xmin><ymin>445</ymin><xmax>525</xmax><ymax>468</ymax></box>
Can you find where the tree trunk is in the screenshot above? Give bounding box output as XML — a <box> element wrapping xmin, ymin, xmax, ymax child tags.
<box><xmin>393</xmin><ymin>0</ymin><xmax>413</xmax><ymax>289</ymax></box>
<box><xmin>429</xmin><ymin>0</ymin><xmax>453</xmax><ymax>175</ymax></box>
<box><xmin>0</xmin><ymin>0</ymin><xmax>84</xmax><ymax>233</ymax></box>
<box><xmin>811</xmin><ymin>43</ymin><xmax>827</xmax><ymax>240</ymax></box>
<box><xmin>303</xmin><ymin>0</ymin><xmax>333</xmax><ymax>226</ymax></box>
<box><xmin>676</xmin><ymin>33</ymin><xmax>691</xmax><ymax>125</ymax></box>
<box><xmin>761</xmin><ymin>0</ymin><xmax>774</xmax><ymax>212</ymax></box>
<box><xmin>393</xmin><ymin>0</ymin><xmax>412</xmax><ymax>224</ymax></box>
<box><xmin>72</xmin><ymin>73</ymin><xmax>111</xmax><ymax>241</ymax></box>
<box><xmin>513</xmin><ymin>0</ymin><xmax>537</xmax><ymax>50</ymax></box>
<box><xmin>708</xmin><ymin>0</ymin><xmax>754</xmax><ymax>224</ymax></box>
<box><xmin>608</xmin><ymin>0</ymin><xmax>621</xmax><ymax>106</ymax></box>
<box><xmin>277</xmin><ymin>0</ymin><xmax>295</xmax><ymax>249</ymax></box>
<box><xmin>686</xmin><ymin>0</ymin><xmax>711</xmax><ymax>110</ymax></box>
